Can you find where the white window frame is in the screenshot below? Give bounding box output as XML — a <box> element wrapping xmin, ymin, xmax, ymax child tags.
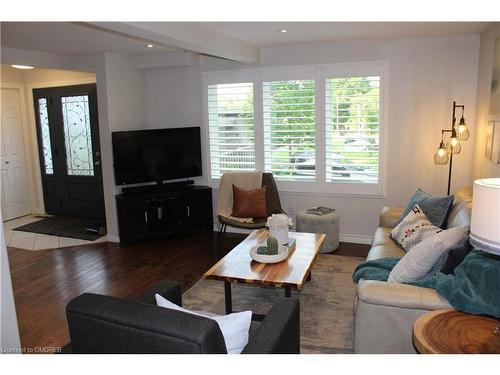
<box><xmin>202</xmin><ymin>61</ymin><xmax>388</xmax><ymax>197</ymax></box>
<box><xmin>321</xmin><ymin>62</ymin><xmax>388</xmax><ymax>196</ymax></box>
<box><xmin>260</xmin><ymin>68</ymin><xmax>318</xmax><ymax>191</ymax></box>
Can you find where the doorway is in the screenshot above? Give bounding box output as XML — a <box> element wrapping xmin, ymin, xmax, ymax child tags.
<box><xmin>1</xmin><ymin>87</ymin><xmax>31</xmax><ymax>221</ymax></box>
<box><xmin>32</xmin><ymin>84</ymin><xmax>104</xmax><ymax>219</ymax></box>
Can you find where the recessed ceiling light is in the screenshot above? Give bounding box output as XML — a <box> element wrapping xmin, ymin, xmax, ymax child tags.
<box><xmin>279</xmin><ymin>29</ymin><xmax>288</xmax><ymax>33</ymax></box>
<box><xmin>146</xmin><ymin>43</ymin><xmax>155</xmax><ymax>48</ymax></box>
<box><xmin>11</xmin><ymin>65</ymin><xmax>34</xmax><ymax>70</ymax></box>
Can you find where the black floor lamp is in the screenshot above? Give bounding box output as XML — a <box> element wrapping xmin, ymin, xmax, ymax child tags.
<box><xmin>434</xmin><ymin>101</ymin><xmax>470</xmax><ymax>195</ymax></box>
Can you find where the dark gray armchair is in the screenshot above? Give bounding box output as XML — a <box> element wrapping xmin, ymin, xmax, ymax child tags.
<box><xmin>63</xmin><ymin>279</ymin><xmax>300</xmax><ymax>354</ymax></box>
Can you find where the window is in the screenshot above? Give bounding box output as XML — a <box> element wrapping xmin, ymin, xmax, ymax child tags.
<box><xmin>37</xmin><ymin>98</ymin><xmax>54</xmax><ymax>175</ymax></box>
<box><xmin>207</xmin><ymin>83</ymin><xmax>255</xmax><ymax>179</ymax></box>
<box><xmin>325</xmin><ymin>76</ymin><xmax>380</xmax><ymax>184</ymax></box>
<box><xmin>61</xmin><ymin>95</ymin><xmax>95</xmax><ymax>176</ymax></box>
<box><xmin>204</xmin><ymin>63</ymin><xmax>386</xmax><ymax>195</ymax></box>
<box><xmin>263</xmin><ymin>80</ymin><xmax>316</xmax><ymax>181</ymax></box>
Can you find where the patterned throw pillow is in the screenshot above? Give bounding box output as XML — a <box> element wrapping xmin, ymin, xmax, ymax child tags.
<box><xmin>390</xmin><ymin>204</ymin><xmax>442</xmax><ymax>251</ymax></box>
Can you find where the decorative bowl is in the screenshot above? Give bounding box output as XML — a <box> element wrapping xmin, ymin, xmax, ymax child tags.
<box><xmin>249</xmin><ymin>243</ymin><xmax>290</xmax><ymax>264</ymax></box>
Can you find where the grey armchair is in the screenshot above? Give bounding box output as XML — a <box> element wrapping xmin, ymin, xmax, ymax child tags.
<box><xmin>63</xmin><ymin>279</ymin><xmax>300</xmax><ymax>354</ymax></box>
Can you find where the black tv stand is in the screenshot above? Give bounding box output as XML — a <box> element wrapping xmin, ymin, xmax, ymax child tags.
<box><xmin>116</xmin><ymin>184</ymin><xmax>213</xmax><ymax>245</ymax></box>
<box><xmin>121</xmin><ymin>180</ymin><xmax>194</xmax><ymax>195</ymax></box>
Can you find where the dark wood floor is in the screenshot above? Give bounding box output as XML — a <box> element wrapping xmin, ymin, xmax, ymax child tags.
<box><xmin>7</xmin><ymin>232</ymin><xmax>369</xmax><ymax>351</ymax></box>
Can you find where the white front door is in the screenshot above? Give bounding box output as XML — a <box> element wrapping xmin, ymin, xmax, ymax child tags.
<box><xmin>1</xmin><ymin>88</ymin><xmax>31</xmax><ymax>221</ymax></box>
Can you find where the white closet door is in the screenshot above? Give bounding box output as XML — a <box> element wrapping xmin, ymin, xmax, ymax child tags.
<box><xmin>1</xmin><ymin>88</ymin><xmax>31</xmax><ymax>221</ymax></box>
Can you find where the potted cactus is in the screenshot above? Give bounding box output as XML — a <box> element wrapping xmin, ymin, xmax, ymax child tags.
<box><xmin>266</xmin><ymin>214</ymin><xmax>293</xmax><ymax>245</ymax></box>
<box><xmin>256</xmin><ymin>236</ymin><xmax>280</xmax><ymax>255</ymax></box>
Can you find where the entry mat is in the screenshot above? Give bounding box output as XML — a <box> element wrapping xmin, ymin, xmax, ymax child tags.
<box><xmin>13</xmin><ymin>215</ymin><xmax>106</xmax><ymax>241</ymax></box>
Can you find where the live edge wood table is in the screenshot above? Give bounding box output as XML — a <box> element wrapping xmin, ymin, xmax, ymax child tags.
<box><xmin>204</xmin><ymin>229</ymin><xmax>326</xmax><ymax>320</ymax></box>
<box><xmin>413</xmin><ymin>309</ymin><xmax>500</xmax><ymax>354</ymax></box>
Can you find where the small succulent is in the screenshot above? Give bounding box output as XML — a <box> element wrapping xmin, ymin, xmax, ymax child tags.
<box><xmin>255</xmin><ymin>236</ymin><xmax>280</xmax><ymax>255</ymax></box>
<box><xmin>256</xmin><ymin>245</ymin><xmax>268</xmax><ymax>254</ymax></box>
<box><xmin>266</xmin><ymin>236</ymin><xmax>279</xmax><ymax>255</ymax></box>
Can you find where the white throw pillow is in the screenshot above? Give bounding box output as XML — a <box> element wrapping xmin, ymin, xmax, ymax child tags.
<box><xmin>390</xmin><ymin>204</ymin><xmax>442</xmax><ymax>251</ymax></box>
<box><xmin>388</xmin><ymin>226</ymin><xmax>469</xmax><ymax>283</ymax></box>
<box><xmin>155</xmin><ymin>293</ymin><xmax>252</xmax><ymax>354</ymax></box>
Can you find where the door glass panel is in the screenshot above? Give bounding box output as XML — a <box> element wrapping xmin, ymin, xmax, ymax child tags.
<box><xmin>37</xmin><ymin>98</ymin><xmax>54</xmax><ymax>174</ymax></box>
<box><xmin>61</xmin><ymin>95</ymin><xmax>94</xmax><ymax>176</ymax></box>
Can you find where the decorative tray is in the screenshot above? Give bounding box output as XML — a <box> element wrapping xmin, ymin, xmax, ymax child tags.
<box><xmin>249</xmin><ymin>238</ymin><xmax>296</xmax><ymax>264</ymax></box>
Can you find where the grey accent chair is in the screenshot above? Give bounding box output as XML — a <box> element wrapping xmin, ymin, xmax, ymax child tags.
<box><xmin>63</xmin><ymin>279</ymin><xmax>300</xmax><ymax>354</ymax></box>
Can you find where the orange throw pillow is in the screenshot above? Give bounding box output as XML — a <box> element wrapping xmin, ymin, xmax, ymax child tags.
<box><xmin>232</xmin><ymin>185</ymin><xmax>267</xmax><ymax>219</ymax></box>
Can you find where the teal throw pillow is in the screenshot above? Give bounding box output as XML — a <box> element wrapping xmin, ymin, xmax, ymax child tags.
<box><xmin>399</xmin><ymin>188</ymin><xmax>454</xmax><ymax>229</ymax></box>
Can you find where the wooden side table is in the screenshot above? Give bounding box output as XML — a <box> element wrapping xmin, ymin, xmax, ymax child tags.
<box><xmin>413</xmin><ymin>309</ymin><xmax>500</xmax><ymax>354</ymax></box>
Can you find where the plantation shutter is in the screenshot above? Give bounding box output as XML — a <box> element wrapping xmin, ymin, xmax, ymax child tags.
<box><xmin>325</xmin><ymin>76</ymin><xmax>380</xmax><ymax>183</ymax></box>
<box><xmin>263</xmin><ymin>79</ymin><xmax>316</xmax><ymax>181</ymax></box>
<box><xmin>207</xmin><ymin>83</ymin><xmax>255</xmax><ymax>179</ymax></box>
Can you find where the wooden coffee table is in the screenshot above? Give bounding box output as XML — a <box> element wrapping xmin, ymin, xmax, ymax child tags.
<box><xmin>204</xmin><ymin>229</ymin><xmax>326</xmax><ymax>319</ymax></box>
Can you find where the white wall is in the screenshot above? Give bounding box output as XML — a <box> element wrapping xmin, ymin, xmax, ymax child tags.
<box><xmin>145</xmin><ymin>34</ymin><xmax>480</xmax><ymax>241</ymax></box>
<box><xmin>91</xmin><ymin>54</ymin><xmax>147</xmax><ymax>240</ymax></box>
<box><xmin>0</xmin><ymin>215</ymin><xmax>21</xmax><ymax>352</ymax></box>
<box><xmin>473</xmin><ymin>23</ymin><xmax>500</xmax><ymax>180</ymax></box>
<box><xmin>146</xmin><ymin>66</ymin><xmax>202</xmax><ymax>128</ymax></box>
<box><xmin>490</xmin><ymin>38</ymin><xmax>500</xmax><ymax>115</ymax></box>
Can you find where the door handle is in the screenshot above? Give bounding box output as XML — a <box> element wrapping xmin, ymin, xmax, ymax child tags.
<box><xmin>95</xmin><ymin>160</ymin><xmax>101</xmax><ymax>166</ymax></box>
<box><xmin>5</xmin><ymin>161</ymin><xmax>9</xmax><ymax>164</ymax></box>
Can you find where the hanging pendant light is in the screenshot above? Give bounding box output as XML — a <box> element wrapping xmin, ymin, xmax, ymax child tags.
<box><xmin>457</xmin><ymin>116</ymin><xmax>470</xmax><ymax>141</ymax></box>
<box><xmin>446</xmin><ymin>128</ymin><xmax>462</xmax><ymax>154</ymax></box>
<box><xmin>434</xmin><ymin>139</ymin><xmax>449</xmax><ymax>164</ymax></box>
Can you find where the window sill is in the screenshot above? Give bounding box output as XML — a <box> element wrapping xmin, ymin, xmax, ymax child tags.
<box><xmin>208</xmin><ymin>178</ymin><xmax>386</xmax><ymax>199</ymax></box>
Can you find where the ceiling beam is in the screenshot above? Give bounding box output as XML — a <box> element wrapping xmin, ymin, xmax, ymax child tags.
<box><xmin>130</xmin><ymin>51</ymin><xmax>200</xmax><ymax>69</ymax></box>
<box><xmin>0</xmin><ymin>47</ymin><xmax>69</xmax><ymax>69</ymax></box>
<box><xmin>83</xmin><ymin>22</ymin><xmax>261</xmax><ymax>64</ymax></box>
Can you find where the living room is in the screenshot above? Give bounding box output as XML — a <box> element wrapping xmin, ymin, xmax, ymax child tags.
<box><xmin>1</xmin><ymin>0</ymin><xmax>499</xmax><ymax>372</ymax></box>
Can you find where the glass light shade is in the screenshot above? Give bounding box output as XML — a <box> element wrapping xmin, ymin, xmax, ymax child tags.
<box><xmin>446</xmin><ymin>136</ymin><xmax>461</xmax><ymax>154</ymax></box>
<box><xmin>457</xmin><ymin>122</ymin><xmax>470</xmax><ymax>141</ymax></box>
<box><xmin>470</xmin><ymin>178</ymin><xmax>500</xmax><ymax>255</ymax></box>
<box><xmin>434</xmin><ymin>146</ymin><xmax>449</xmax><ymax>164</ymax></box>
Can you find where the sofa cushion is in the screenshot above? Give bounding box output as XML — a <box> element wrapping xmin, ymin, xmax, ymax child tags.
<box><xmin>399</xmin><ymin>189</ymin><xmax>454</xmax><ymax>228</ymax></box>
<box><xmin>446</xmin><ymin>187</ymin><xmax>473</xmax><ymax>229</ymax></box>
<box><xmin>372</xmin><ymin>227</ymin><xmax>394</xmax><ymax>247</ymax></box>
<box><xmin>379</xmin><ymin>207</ymin><xmax>405</xmax><ymax>228</ymax></box>
<box><xmin>390</xmin><ymin>205</ymin><xmax>441</xmax><ymax>251</ymax></box>
<box><xmin>388</xmin><ymin>226</ymin><xmax>469</xmax><ymax>283</ymax></box>
<box><xmin>367</xmin><ymin>245</ymin><xmax>405</xmax><ymax>261</ymax></box>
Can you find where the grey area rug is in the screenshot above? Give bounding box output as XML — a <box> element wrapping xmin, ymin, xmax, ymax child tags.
<box><xmin>182</xmin><ymin>254</ymin><xmax>363</xmax><ymax>354</ymax></box>
<box><xmin>13</xmin><ymin>215</ymin><xmax>103</xmax><ymax>241</ymax></box>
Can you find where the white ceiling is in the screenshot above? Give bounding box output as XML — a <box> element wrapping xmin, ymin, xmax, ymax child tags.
<box><xmin>203</xmin><ymin>22</ymin><xmax>490</xmax><ymax>46</ymax></box>
<box><xmin>0</xmin><ymin>22</ymin><xmax>177</xmax><ymax>55</ymax></box>
<box><xmin>1</xmin><ymin>22</ymin><xmax>491</xmax><ymax>58</ymax></box>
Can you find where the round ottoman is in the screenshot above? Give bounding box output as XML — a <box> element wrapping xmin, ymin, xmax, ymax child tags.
<box><xmin>296</xmin><ymin>209</ymin><xmax>340</xmax><ymax>253</ymax></box>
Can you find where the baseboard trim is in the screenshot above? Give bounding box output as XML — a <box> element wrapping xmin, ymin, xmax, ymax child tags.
<box><xmin>339</xmin><ymin>234</ymin><xmax>372</xmax><ymax>245</ymax></box>
<box><xmin>106</xmin><ymin>233</ymin><xmax>120</xmax><ymax>243</ymax></box>
<box><xmin>213</xmin><ymin>224</ymin><xmax>372</xmax><ymax>245</ymax></box>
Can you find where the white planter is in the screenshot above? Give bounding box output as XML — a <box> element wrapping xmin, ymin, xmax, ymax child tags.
<box><xmin>269</xmin><ymin>227</ymin><xmax>289</xmax><ymax>245</ymax></box>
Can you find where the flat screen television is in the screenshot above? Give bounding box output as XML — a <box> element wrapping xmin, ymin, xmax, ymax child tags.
<box><xmin>112</xmin><ymin>127</ymin><xmax>202</xmax><ymax>185</ymax></box>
